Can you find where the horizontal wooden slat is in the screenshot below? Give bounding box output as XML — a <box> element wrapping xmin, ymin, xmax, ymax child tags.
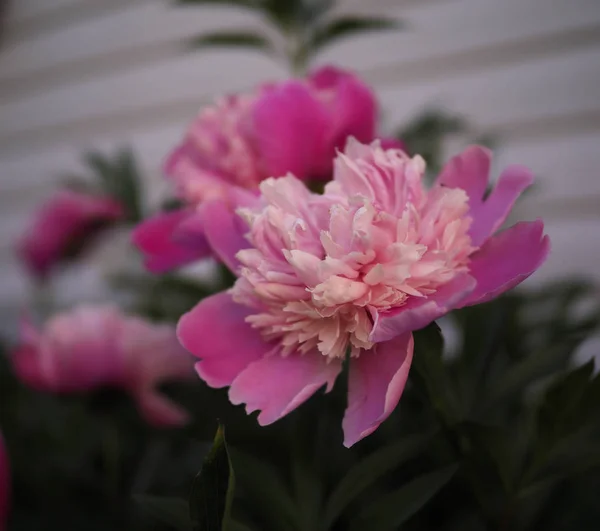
<box><xmin>1</xmin><ymin>44</ymin><xmax>598</xmax><ymax>157</ymax></box>
<box><xmin>2</xmin><ymin>0</ymin><xmax>598</xmax><ymax>95</ymax></box>
<box><xmin>375</xmin><ymin>46</ymin><xmax>600</xmax><ymax>129</ymax></box>
<box><xmin>5</xmin><ymin>0</ymin><xmax>88</xmax><ymax>23</ymax></box>
<box><xmin>0</xmin><ymin>3</ymin><xmax>264</xmax><ymax>85</ymax></box>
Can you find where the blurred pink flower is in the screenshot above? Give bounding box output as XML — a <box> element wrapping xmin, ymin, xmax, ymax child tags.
<box><xmin>0</xmin><ymin>432</ymin><xmax>8</xmax><ymax>531</ymax></box>
<box><xmin>133</xmin><ymin>66</ymin><xmax>404</xmax><ymax>272</ymax></box>
<box><xmin>16</xmin><ymin>189</ymin><xmax>123</xmax><ymax>280</ymax></box>
<box><xmin>12</xmin><ymin>305</ymin><xmax>194</xmax><ymax>427</ymax></box>
<box><xmin>178</xmin><ymin>139</ymin><xmax>549</xmax><ymax>447</ymax></box>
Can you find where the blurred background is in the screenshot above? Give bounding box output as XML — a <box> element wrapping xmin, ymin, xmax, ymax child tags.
<box><xmin>0</xmin><ymin>0</ymin><xmax>599</xmax><ymax>329</ymax></box>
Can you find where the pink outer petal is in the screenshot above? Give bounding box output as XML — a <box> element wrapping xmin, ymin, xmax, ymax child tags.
<box><xmin>134</xmin><ymin>391</ymin><xmax>190</xmax><ymax>427</ymax></box>
<box><xmin>0</xmin><ymin>432</ymin><xmax>9</xmax><ymax>530</ymax></box>
<box><xmin>132</xmin><ymin>209</ymin><xmax>211</xmax><ymax>273</ymax></box>
<box><xmin>228</xmin><ymin>351</ymin><xmax>342</xmax><ymax>426</ymax></box>
<box><xmin>252</xmin><ymin>81</ymin><xmax>328</xmax><ymax>180</ymax></box>
<box><xmin>327</xmin><ymin>71</ymin><xmax>376</xmax><ymax>148</ymax></box>
<box><xmin>198</xmin><ymin>199</ymin><xmax>250</xmax><ymax>273</ymax></box>
<box><xmin>469</xmin><ymin>165</ymin><xmax>534</xmax><ymax>246</ymax></box>
<box><xmin>436</xmin><ymin>145</ymin><xmax>491</xmax><ymax>207</ymax></box>
<box><xmin>343</xmin><ymin>333</ymin><xmax>414</xmax><ymax>447</ymax></box>
<box><xmin>460</xmin><ymin>220</ymin><xmax>550</xmax><ymax>307</ymax></box>
<box><xmin>370</xmin><ymin>274</ymin><xmax>476</xmax><ymax>343</ymax></box>
<box><xmin>177</xmin><ymin>292</ymin><xmax>272</xmax><ymax>388</ymax></box>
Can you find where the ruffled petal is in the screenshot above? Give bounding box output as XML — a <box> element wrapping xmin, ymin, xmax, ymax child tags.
<box><xmin>370</xmin><ymin>274</ymin><xmax>476</xmax><ymax>343</ymax></box>
<box><xmin>343</xmin><ymin>332</ymin><xmax>414</xmax><ymax>447</ymax></box>
<box><xmin>461</xmin><ymin>220</ymin><xmax>550</xmax><ymax>306</ymax></box>
<box><xmin>177</xmin><ymin>292</ymin><xmax>271</xmax><ymax>387</ymax></box>
<box><xmin>229</xmin><ymin>351</ymin><xmax>342</xmax><ymax>425</ymax></box>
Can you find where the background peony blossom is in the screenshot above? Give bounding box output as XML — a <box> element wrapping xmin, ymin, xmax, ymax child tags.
<box><xmin>177</xmin><ymin>139</ymin><xmax>549</xmax><ymax>447</ymax></box>
<box><xmin>12</xmin><ymin>305</ymin><xmax>194</xmax><ymax>427</ymax></box>
<box><xmin>133</xmin><ymin>66</ymin><xmax>404</xmax><ymax>273</ymax></box>
<box><xmin>0</xmin><ymin>432</ymin><xmax>8</xmax><ymax>531</ymax></box>
<box><xmin>17</xmin><ymin>189</ymin><xmax>123</xmax><ymax>280</ymax></box>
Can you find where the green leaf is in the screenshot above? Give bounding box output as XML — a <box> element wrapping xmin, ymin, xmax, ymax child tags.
<box><xmin>187</xmin><ymin>31</ymin><xmax>274</xmax><ymax>54</ymax></box>
<box><xmin>115</xmin><ymin>146</ymin><xmax>144</xmax><ymax>222</ymax></box>
<box><xmin>482</xmin><ymin>341</ymin><xmax>580</xmax><ymax>412</ymax></box>
<box><xmin>260</xmin><ymin>0</ymin><xmax>304</xmax><ymax>30</ymax></box>
<box><xmin>350</xmin><ymin>464</ymin><xmax>459</xmax><ymax>531</ymax></box>
<box><xmin>538</xmin><ymin>360</ymin><xmax>595</xmax><ymax>442</ymax></box>
<box><xmin>83</xmin><ymin>147</ymin><xmax>143</xmax><ymax>223</ymax></box>
<box><xmin>298</xmin><ymin>0</ymin><xmax>335</xmax><ymax>26</ymax></box>
<box><xmin>229</xmin><ymin>448</ymin><xmax>298</xmax><ymax>531</ymax></box>
<box><xmin>522</xmin><ymin>360</ymin><xmax>600</xmax><ymax>485</ymax></box>
<box><xmin>310</xmin><ymin>16</ymin><xmax>401</xmax><ymax>53</ymax></box>
<box><xmin>189</xmin><ymin>425</ymin><xmax>236</xmax><ymax>531</ymax></box>
<box><xmin>324</xmin><ymin>432</ymin><xmax>432</xmax><ymax>527</ymax></box>
<box><xmin>229</xmin><ymin>522</ymin><xmax>255</xmax><ymax>531</ymax></box>
<box><xmin>412</xmin><ymin>324</ymin><xmax>461</xmax><ymax>424</ymax></box>
<box><xmin>135</xmin><ymin>495</ymin><xmax>192</xmax><ymax>531</ymax></box>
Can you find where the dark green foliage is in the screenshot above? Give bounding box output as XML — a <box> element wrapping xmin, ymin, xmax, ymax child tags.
<box><xmin>2</xmin><ymin>277</ymin><xmax>600</xmax><ymax>530</ymax></box>
<box><xmin>173</xmin><ymin>0</ymin><xmax>401</xmax><ymax>72</ymax></box>
<box><xmin>189</xmin><ymin>425</ymin><xmax>235</xmax><ymax>531</ymax></box>
<box><xmin>187</xmin><ymin>32</ymin><xmax>274</xmax><ymax>54</ymax></box>
<box><xmin>84</xmin><ymin>147</ymin><xmax>143</xmax><ymax>223</ymax></box>
<box><xmin>309</xmin><ymin>16</ymin><xmax>401</xmax><ymax>55</ymax></box>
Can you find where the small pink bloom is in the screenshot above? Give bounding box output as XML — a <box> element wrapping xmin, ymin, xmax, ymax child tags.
<box><xmin>12</xmin><ymin>305</ymin><xmax>194</xmax><ymax>427</ymax></box>
<box><xmin>178</xmin><ymin>139</ymin><xmax>549</xmax><ymax>447</ymax></box>
<box><xmin>17</xmin><ymin>189</ymin><xmax>123</xmax><ymax>280</ymax></box>
<box><xmin>134</xmin><ymin>67</ymin><xmax>401</xmax><ymax>272</ymax></box>
<box><xmin>0</xmin><ymin>432</ymin><xmax>8</xmax><ymax>531</ymax></box>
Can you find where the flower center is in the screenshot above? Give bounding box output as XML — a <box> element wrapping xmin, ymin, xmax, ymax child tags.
<box><xmin>231</xmin><ymin>145</ymin><xmax>476</xmax><ymax>360</ymax></box>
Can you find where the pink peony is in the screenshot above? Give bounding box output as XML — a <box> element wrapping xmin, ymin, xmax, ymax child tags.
<box><xmin>133</xmin><ymin>66</ymin><xmax>404</xmax><ymax>273</ymax></box>
<box><xmin>177</xmin><ymin>139</ymin><xmax>549</xmax><ymax>447</ymax></box>
<box><xmin>0</xmin><ymin>432</ymin><xmax>8</xmax><ymax>531</ymax></box>
<box><xmin>17</xmin><ymin>189</ymin><xmax>123</xmax><ymax>280</ymax></box>
<box><xmin>12</xmin><ymin>305</ymin><xmax>194</xmax><ymax>427</ymax></box>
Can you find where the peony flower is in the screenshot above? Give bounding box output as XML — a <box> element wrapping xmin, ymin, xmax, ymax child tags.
<box><xmin>0</xmin><ymin>432</ymin><xmax>8</xmax><ymax>531</ymax></box>
<box><xmin>177</xmin><ymin>139</ymin><xmax>549</xmax><ymax>447</ymax></box>
<box><xmin>133</xmin><ymin>66</ymin><xmax>404</xmax><ymax>273</ymax></box>
<box><xmin>17</xmin><ymin>189</ymin><xmax>123</xmax><ymax>280</ymax></box>
<box><xmin>12</xmin><ymin>305</ymin><xmax>194</xmax><ymax>427</ymax></box>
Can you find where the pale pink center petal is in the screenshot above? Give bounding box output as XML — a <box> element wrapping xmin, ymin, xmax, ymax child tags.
<box><xmin>230</xmin><ymin>139</ymin><xmax>477</xmax><ymax>361</ymax></box>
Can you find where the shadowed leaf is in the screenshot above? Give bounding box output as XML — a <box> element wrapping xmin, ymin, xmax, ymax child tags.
<box><xmin>135</xmin><ymin>495</ymin><xmax>192</xmax><ymax>530</ymax></box>
<box><xmin>350</xmin><ymin>464</ymin><xmax>459</xmax><ymax>531</ymax></box>
<box><xmin>187</xmin><ymin>31</ymin><xmax>274</xmax><ymax>54</ymax></box>
<box><xmin>189</xmin><ymin>425</ymin><xmax>235</xmax><ymax>531</ymax></box>
<box><xmin>311</xmin><ymin>16</ymin><xmax>401</xmax><ymax>53</ymax></box>
<box><xmin>324</xmin><ymin>432</ymin><xmax>432</xmax><ymax>527</ymax></box>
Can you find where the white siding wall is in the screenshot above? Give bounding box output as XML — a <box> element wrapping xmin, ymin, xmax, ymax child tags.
<box><xmin>1</xmin><ymin>0</ymin><xmax>599</xmax><ymax>318</ymax></box>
